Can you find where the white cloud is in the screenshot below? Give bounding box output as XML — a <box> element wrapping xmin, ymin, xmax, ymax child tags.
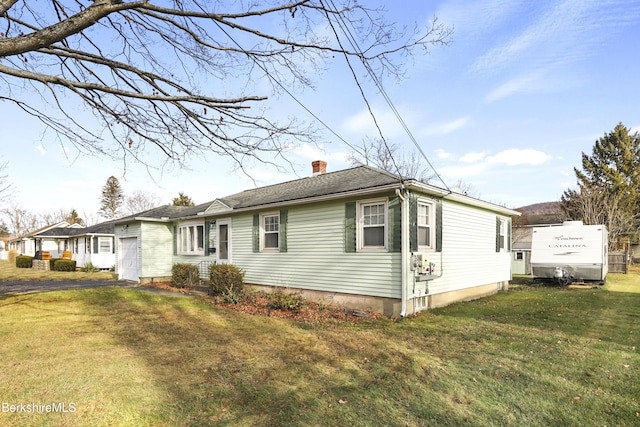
<box><xmin>292</xmin><ymin>143</ymin><xmax>348</xmax><ymax>164</ymax></box>
<box><xmin>436</xmin><ymin>0</ymin><xmax>519</xmax><ymax>40</ymax></box>
<box><xmin>438</xmin><ymin>148</ymin><xmax>552</xmax><ymax>182</ymax></box>
<box><xmin>485</xmin><ymin>72</ymin><xmax>545</xmax><ymax>102</ymax></box>
<box><xmin>421</xmin><ymin>117</ymin><xmax>470</xmax><ymax>136</ymax></box>
<box><xmin>459</xmin><ymin>151</ymin><xmax>487</xmax><ymax>163</ymax></box>
<box><xmin>472</xmin><ymin>0</ymin><xmax>640</xmax><ymax>76</ymax></box>
<box><xmin>435</xmin><ymin>149</ymin><xmax>453</xmax><ymax>159</ymax></box>
<box><xmin>36</xmin><ymin>145</ymin><xmax>47</xmax><ymax>156</ymax></box>
<box><xmin>486</xmin><ymin>148</ymin><xmax>551</xmax><ymax>166</ymax></box>
<box><xmin>341</xmin><ymin>104</ymin><xmax>425</xmax><ymax>139</ymax></box>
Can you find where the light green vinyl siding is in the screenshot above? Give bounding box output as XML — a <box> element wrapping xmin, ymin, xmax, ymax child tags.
<box><xmin>233</xmin><ymin>200</ymin><xmax>401</xmax><ymax>299</ymax></box>
<box><xmin>140</xmin><ymin>222</ymin><xmax>174</xmax><ymax>277</ymax></box>
<box><xmin>422</xmin><ymin>199</ymin><xmax>511</xmax><ymax>296</ymax></box>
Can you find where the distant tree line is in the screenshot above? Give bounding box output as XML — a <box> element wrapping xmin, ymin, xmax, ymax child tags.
<box><xmin>1</xmin><ymin>174</ymin><xmax>196</xmax><ymax>237</ymax></box>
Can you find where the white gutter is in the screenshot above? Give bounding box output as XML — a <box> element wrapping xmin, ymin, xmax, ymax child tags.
<box><xmin>396</xmin><ymin>188</ymin><xmax>409</xmax><ymax>318</ymax></box>
<box><xmin>404</xmin><ymin>180</ymin><xmax>521</xmax><ymax>217</ymax></box>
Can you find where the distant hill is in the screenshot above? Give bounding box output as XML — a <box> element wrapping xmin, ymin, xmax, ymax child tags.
<box><xmin>515</xmin><ymin>201</ymin><xmax>563</xmax><ymax>225</ymax></box>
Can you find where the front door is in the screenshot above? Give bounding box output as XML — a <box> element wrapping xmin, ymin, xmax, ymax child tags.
<box><xmin>216</xmin><ymin>219</ymin><xmax>231</xmax><ymax>264</ymax></box>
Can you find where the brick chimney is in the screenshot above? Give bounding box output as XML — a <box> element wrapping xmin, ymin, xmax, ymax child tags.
<box><xmin>311</xmin><ymin>160</ymin><xmax>327</xmax><ymax>175</ymax></box>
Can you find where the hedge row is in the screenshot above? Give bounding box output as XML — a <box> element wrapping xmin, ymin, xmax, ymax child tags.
<box><xmin>16</xmin><ymin>256</ymin><xmax>33</xmax><ymax>268</ymax></box>
<box><xmin>15</xmin><ymin>256</ymin><xmax>76</xmax><ymax>271</ymax></box>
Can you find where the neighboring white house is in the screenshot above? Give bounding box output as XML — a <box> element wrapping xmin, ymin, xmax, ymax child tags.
<box><xmin>114</xmin><ymin>163</ymin><xmax>520</xmax><ymax>317</ymax></box>
<box><xmin>7</xmin><ymin>221</ymin><xmax>82</xmax><ymax>256</ymax></box>
<box><xmin>31</xmin><ymin>221</ymin><xmax>116</xmax><ymax>269</ymax></box>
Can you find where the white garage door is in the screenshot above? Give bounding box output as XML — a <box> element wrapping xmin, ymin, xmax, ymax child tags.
<box><xmin>120</xmin><ymin>237</ymin><xmax>139</xmax><ymax>282</ymax></box>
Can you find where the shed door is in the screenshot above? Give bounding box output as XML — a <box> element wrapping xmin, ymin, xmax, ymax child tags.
<box><xmin>120</xmin><ymin>237</ymin><xmax>139</xmax><ymax>282</ymax></box>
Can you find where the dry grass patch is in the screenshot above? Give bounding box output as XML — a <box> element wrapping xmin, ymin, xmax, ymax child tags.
<box><xmin>0</xmin><ymin>271</ymin><xmax>638</xmax><ymax>426</ymax></box>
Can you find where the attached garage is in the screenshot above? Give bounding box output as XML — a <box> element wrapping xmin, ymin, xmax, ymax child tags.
<box><xmin>119</xmin><ymin>237</ymin><xmax>139</xmax><ymax>282</ymax></box>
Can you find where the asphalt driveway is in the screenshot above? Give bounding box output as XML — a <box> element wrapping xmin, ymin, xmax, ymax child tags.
<box><xmin>0</xmin><ymin>280</ymin><xmax>193</xmax><ymax>297</ymax></box>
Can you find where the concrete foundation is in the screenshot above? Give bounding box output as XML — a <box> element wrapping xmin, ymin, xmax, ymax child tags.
<box><xmin>246</xmin><ymin>281</ymin><xmax>509</xmax><ymax>318</ymax></box>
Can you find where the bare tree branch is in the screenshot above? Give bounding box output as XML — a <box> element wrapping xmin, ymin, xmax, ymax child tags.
<box><xmin>347</xmin><ymin>137</ymin><xmax>436</xmax><ymax>183</ymax></box>
<box><xmin>0</xmin><ymin>1</ymin><xmax>451</xmax><ymax>173</ymax></box>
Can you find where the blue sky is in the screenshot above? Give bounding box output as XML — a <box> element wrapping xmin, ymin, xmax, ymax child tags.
<box><xmin>3</xmin><ymin>0</ymin><xmax>640</xmax><ymax>222</ymax></box>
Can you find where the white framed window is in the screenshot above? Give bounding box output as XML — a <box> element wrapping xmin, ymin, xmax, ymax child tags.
<box><xmin>178</xmin><ymin>221</ymin><xmax>205</xmax><ymax>255</ymax></box>
<box><xmin>261</xmin><ymin>212</ymin><xmax>280</xmax><ymax>251</ymax></box>
<box><xmin>417</xmin><ymin>200</ymin><xmax>435</xmax><ymax>250</ymax></box>
<box><xmin>99</xmin><ymin>237</ymin><xmax>113</xmax><ymax>253</ymax></box>
<box><xmin>499</xmin><ymin>218</ymin><xmax>507</xmax><ymax>250</ymax></box>
<box><xmin>358</xmin><ymin>199</ymin><xmax>387</xmax><ymax>251</ymax></box>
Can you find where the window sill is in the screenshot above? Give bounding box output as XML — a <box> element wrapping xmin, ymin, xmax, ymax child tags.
<box><xmin>260</xmin><ymin>248</ymin><xmax>280</xmax><ymax>253</ymax></box>
<box><xmin>357</xmin><ymin>247</ymin><xmax>387</xmax><ymax>253</ymax></box>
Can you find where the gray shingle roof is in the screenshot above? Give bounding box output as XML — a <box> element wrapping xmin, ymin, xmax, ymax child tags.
<box><xmin>114</xmin><ymin>165</ymin><xmax>405</xmax><ymax>222</ymax></box>
<box><xmin>217</xmin><ymin>165</ymin><xmax>402</xmax><ymax>209</ymax></box>
<box><xmin>115</xmin><ymin>202</ymin><xmax>212</xmax><ymax>221</ymax></box>
<box><xmin>35</xmin><ymin>221</ymin><xmax>116</xmax><ymax>237</ymax></box>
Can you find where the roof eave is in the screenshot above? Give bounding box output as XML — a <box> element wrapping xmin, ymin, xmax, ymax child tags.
<box><xmin>405</xmin><ymin>180</ymin><xmax>521</xmax><ymax>216</ymax></box>
<box><xmin>180</xmin><ymin>183</ymin><xmax>405</xmax><ymax>218</ymax></box>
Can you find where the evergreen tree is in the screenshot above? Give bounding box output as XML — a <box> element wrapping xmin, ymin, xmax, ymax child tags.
<box><xmin>99</xmin><ymin>176</ymin><xmax>124</xmax><ymax>219</ymax></box>
<box><xmin>172</xmin><ymin>192</ymin><xmax>195</xmax><ymax>207</ymax></box>
<box><xmin>562</xmin><ymin>123</ymin><xmax>640</xmax><ymax>248</ymax></box>
<box><xmin>66</xmin><ymin>209</ymin><xmax>84</xmax><ymax>226</ymax></box>
<box><xmin>0</xmin><ymin>219</ymin><xmax>9</xmax><ymax>237</ymax></box>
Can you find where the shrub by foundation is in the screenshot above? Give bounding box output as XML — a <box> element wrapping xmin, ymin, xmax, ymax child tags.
<box><xmin>81</xmin><ymin>262</ymin><xmax>99</xmax><ymax>273</ymax></box>
<box><xmin>16</xmin><ymin>256</ymin><xmax>33</xmax><ymax>268</ymax></box>
<box><xmin>209</xmin><ymin>264</ymin><xmax>244</xmax><ymax>303</ymax></box>
<box><xmin>171</xmin><ymin>263</ymin><xmax>200</xmax><ymax>288</ymax></box>
<box><xmin>265</xmin><ymin>289</ymin><xmax>306</xmax><ymax>311</ymax></box>
<box><xmin>53</xmin><ymin>259</ymin><xmax>76</xmax><ymax>271</ymax></box>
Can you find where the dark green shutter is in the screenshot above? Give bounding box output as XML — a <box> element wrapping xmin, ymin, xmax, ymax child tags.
<box><xmin>252</xmin><ymin>214</ymin><xmax>260</xmax><ymax>253</ymax></box>
<box><xmin>507</xmin><ymin>218</ymin><xmax>512</xmax><ymax>251</ymax></box>
<box><xmin>173</xmin><ymin>225</ymin><xmax>177</xmax><ymax>255</ymax></box>
<box><xmin>112</xmin><ymin>237</ymin><xmax>115</xmax><ymax>254</ymax></box>
<box><xmin>435</xmin><ymin>199</ymin><xmax>443</xmax><ymax>252</ymax></box>
<box><xmin>93</xmin><ymin>236</ymin><xmax>98</xmax><ymax>253</ymax></box>
<box><xmin>279</xmin><ymin>210</ymin><xmax>288</xmax><ymax>253</ymax></box>
<box><xmin>345</xmin><ymin>202</ymin><xmax>357</xmax><ymax>253</ymax></box>
<box><xmin>409</xmin><ymin>194</ymin><xmax>418</xmax><ymax>252</ymax></box>
<box><xmin>388</xmin><ymin>196</ymin><xmax>401</xmax><ymax>253</ymax></box>
<box><xmin>496</xmin><ymin>217</ymin><xmax>501</xmax><ymax>252</ymax></box>
<box><xmin>204</xmin><ymin>221</ymin><xmax>211</xmax><ymax>256</ymax></box>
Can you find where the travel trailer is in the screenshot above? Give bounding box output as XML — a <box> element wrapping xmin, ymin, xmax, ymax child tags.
<box><xmin>530</xmin><ymin>221</ymin><xmax>608</xmax><ymax>285</ymax></box>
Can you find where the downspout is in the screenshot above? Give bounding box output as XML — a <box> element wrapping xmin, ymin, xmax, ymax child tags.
<box><xmin>396</xmin><ymin>187</ymin><xmax>409</xmax><ymax>318</ymax></box>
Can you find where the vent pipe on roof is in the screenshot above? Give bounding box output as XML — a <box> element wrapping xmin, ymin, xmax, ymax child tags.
<box><xmin>312</xmin><ymin>160</ymin><xmax>327</xmax><ymax>176</ymax></box>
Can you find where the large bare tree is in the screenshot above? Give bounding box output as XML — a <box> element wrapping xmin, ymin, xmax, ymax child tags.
<box><xmin>0</xmin><ymin>1</ymin><xmax>451</xmax><ymax>173</ymax></box>
<box><xmin>125</xmin><ymin>189</ymin><xmax>162</xmax><ymax>214</ymax></box>
<box><xmin>0</xmin><ymin>162</ymin><xmax>12</xmax><ymax>205</ymax></box>
<box><xmin>561</xmin><ymin>183</ymin><xmax>638</xmax><ymax>250</ymax></box>
<box><xmin>347</xmin><ymin>137</ymin><xmax>436</xmax><ymax>183</ymax></box>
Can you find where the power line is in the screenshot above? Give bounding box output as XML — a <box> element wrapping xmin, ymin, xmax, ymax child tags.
<box><xmin>324</xmin><ymin>0</ymin><xmax>450</xmax><ymax>190</ymax></box>
<box><xmin>319</xmin><ymin>0</ymin><xmax>404</xmax><ymax>180</ymax></box>
<box><xmin>210</xmin><ymin>20</ymin><xmax>368</xmax><ymax>163</ymax></box>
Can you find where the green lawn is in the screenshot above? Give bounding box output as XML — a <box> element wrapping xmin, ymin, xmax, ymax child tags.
<box><xmin>0</xmin><ymin>258</ymin><xmax>116</xmax><ymax>281</ymax></box>
<box><xmin>0</xmin><ymin>262</ymin><xmax>639</xmax><ymax>426</ymax></box>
